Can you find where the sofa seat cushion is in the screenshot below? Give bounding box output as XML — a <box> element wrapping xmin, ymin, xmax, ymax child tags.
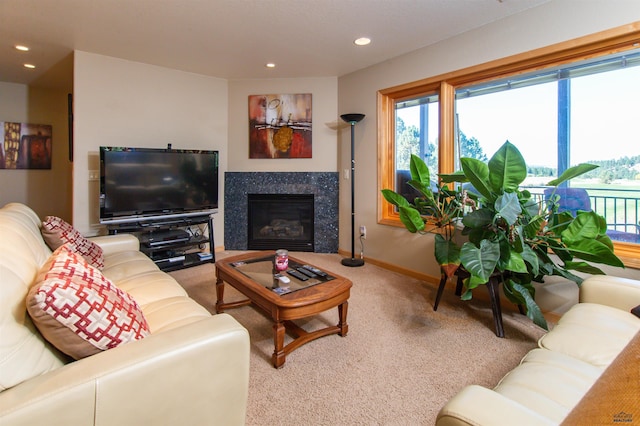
<box><xmin>27</xmin><ymin>245</ymin><xmax>150</xmax><ymax>359</ymax></box>
<box><xmin>141</xmin><ymin>296</ymin><xmax>212</xmax><ymax>333</ymax></box>
<box><xmin>111</xmin><ymin>271</ymin><xmax>189</xmax><ymax>307</ymax></box>
<box><xmin>539</xmin><ymin>302</ymin><xmax>640</xmax><ymax>368</ymax></box>
<box><xmin>493</xmin><ymin>348</ymin><xmax>603</xmax><ymax>423</ymax></box>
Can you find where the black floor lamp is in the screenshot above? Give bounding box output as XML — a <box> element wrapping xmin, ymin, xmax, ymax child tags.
<box><xmin>340</xmin><ymin>113</ymin><xmax>365</xmax><ymax>267</ymax></box>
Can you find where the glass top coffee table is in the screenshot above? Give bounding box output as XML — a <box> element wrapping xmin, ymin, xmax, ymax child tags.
<box><xmin>215</xmin><ymin>251</ymin><xmax>352</xmax><ymax>368</ymax></box>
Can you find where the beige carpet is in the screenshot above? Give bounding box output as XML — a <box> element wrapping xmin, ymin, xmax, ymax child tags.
<box><xmin>170</xmin><ymin>251</ymin><xmax>546</xmax><ymax>425</ymax></box>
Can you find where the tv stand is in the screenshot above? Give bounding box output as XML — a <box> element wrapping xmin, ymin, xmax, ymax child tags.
<box><xmin>107</xmin><ymin>214</ymin><xmax>215</xmax><ymax>272</ymax></box>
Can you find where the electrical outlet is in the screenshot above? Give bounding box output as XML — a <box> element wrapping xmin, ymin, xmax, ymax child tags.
<box><xmin>359</xmin><ymin>225</ymin><xmax>366</xmax><ymax>239</ymax></box>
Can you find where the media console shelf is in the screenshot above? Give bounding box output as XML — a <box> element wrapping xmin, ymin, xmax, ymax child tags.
<box><xmin>106</xmin><ymin>214</ymin><xmax>215</xmax><ymax>272</ymax></box>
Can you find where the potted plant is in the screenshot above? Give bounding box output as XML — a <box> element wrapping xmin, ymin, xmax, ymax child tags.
<box><xmin>382</xmin><ymin>141</ymin><xmax>624</xmax><ymax>330</ymax></box>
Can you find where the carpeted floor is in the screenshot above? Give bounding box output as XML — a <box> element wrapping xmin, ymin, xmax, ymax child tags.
<box><xmin>170</xmin><ymin>251</ymin><xmax>547</xmax><ymax>425</ymax></box>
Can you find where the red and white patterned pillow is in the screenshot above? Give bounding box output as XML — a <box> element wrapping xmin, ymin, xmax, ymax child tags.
<box><xmin>27</xmin><ymin>245</ymin><xmax>150</xmax><ymax>359</ymax></box>
<box><xmin>41</xmin><ymin>216</ymin><xmax>104</xmax><ymax>269</ymax></box>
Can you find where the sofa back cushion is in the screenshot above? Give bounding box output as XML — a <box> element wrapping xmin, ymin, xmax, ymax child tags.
<box><xmin>0</xmin><ymin>203</ymin><xmax>66</xmax><ymax>391</ymax></box>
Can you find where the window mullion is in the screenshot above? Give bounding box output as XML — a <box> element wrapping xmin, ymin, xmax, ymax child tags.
<box><xmin>439</xmin><ymin>82</ymin><xmax>456</xmax><ymax>177</ymax></box>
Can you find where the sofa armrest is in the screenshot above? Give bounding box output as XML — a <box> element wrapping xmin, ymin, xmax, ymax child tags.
<box><xmin>579</xmin><ymin>275</ymin><xmax>640</xmax><ymax>311</ymax></box>
<box><xmin>436</xmin><ymin>385</ymin><xmax>555</xmax><ymax>426</ymax></box>
<box><xmin>0</xmin><ymin>314</ymin><xmax>250</xmax><ymax>426</ymax></box>
<box><xmin>89</xmin><ymin>233</ymin><xmax>140</xmax><ymax>255</ymax></box>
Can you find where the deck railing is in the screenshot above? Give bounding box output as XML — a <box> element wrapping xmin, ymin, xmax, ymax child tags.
<box><xmin>527</xmin><ymin>186</ymin><xmax>640</xmax><ymax>243</ymax></box>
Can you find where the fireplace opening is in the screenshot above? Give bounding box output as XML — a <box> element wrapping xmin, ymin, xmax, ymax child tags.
<box><xmin>247</xmin><ymin>194</ymin><xmax>314</xmax><ymax>251</ymax></box>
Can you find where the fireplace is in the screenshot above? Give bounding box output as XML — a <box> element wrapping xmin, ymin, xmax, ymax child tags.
<box><xmin>248</xmin><ymin>194</ymin><xmax>314</xmax><ymax>251</ymax></box>
<box><xmin>224</xmin><ymin>172</ymin><xmax>338</xmax><ymax>253</ymax></box>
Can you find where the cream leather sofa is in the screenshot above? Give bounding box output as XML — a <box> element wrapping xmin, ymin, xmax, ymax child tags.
<box><xmin>436</xmin><ymin>275</ymin><xmax>640</xmax><ymax>425</ymax></box>
<box><xmin>0</xmin><ymin>203</ymin><xmax>250</xmax><ymax>425</ymax></box>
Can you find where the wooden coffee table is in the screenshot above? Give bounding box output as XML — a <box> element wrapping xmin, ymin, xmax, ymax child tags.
<box><xmin>215</xmin><ymin>251</ymin><xmax>352</xmax><ymax>368</ymax></box>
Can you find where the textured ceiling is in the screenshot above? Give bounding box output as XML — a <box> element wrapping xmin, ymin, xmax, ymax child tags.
<box><xmin>0</xmin><ymin>0</ymin><xmax>549</xmax><ymax>89</ymax></box>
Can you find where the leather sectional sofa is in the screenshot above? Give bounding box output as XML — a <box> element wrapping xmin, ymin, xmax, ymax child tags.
<box><xmin>436</xmin><ymin>274</ymin><xmax>640</xmax><ymax>425</ymax></box>
<box><xmin>0</xmin><ymin>203</ymin><xmax>250</xmax><ymax>425</ymax></box>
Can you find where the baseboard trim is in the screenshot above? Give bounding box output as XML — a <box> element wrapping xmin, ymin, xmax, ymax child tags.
<box><xmin>337</xmin><ymin>249</ymin><xmax>565</xmax><ymax>323</ymax></box>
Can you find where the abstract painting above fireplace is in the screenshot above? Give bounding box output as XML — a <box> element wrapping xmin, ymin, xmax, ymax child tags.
<box><xmin>224</xmin><ymin>172</ymin><xmax>339</xmax><ymax>253</ymax></box>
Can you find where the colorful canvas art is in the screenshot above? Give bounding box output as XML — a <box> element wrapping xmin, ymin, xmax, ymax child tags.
<box><xmin>248</xmin><ymin>94</ymin><xmax>312</xmax><ymax>158</ymax></box>
<box><xmin>1</xmin><ymin>122</ymin><xmax>52</xmax><ymax>169</ymax></box>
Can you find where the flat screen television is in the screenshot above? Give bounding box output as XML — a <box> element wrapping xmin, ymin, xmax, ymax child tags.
<box><xmin>99</xmin><ymin>146</ymin><xmax>219</xmax><ymax>224</ymax></box>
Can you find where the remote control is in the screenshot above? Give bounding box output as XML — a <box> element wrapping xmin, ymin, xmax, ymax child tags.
<box><xmin>278</xmin><ymin>275</ymin><xmax>291</xmax><ymax>284</ymax></box>
<box><xmin>302</xmin><ymin>264</ymin><xmax>327</xmax><ymax>277</ymax></box>
<box><xmin>296</xmin><ymin>267</ymin><xmax>317</xmax><ymax>278</ymax></box>
<box><xmin>286</xmin><ymin>269</ymin><xmax>309</xmax><ymax>281</ymax></box>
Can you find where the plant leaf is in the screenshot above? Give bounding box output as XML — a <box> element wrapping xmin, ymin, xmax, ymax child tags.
<box><xmin>397</xmin><ymin>206</ymin><xmax>425</xmax><ymax>233</ymax></box>
<box><xmin>524</xmin><ymin>215</ymin><xmax>545</xmax><ymax>239</ymax></box>
<box><xmin>495</xmin><ymin>192</ymin><xmax>522</xmax><ymax>226</ymax></box>
<box><xmin>381</xmin><ymin>189</ymin><xmax>410</xmax><ymax>208</ymax></box>
<box><xmin>551</xmin><ymin>264</ymin><xmax>584</xmax><ymax>285</ymax></box>
<box><xmin>547</xmin><ymin>238</ymin><xmax>573</xmax><ymax>263</ymax></box>
<box><xmin>563</xmin><ymin>261</ymin><xmax>606</xmax><ymax>275</ymax></box>
<box><xmin>462</xmin><ymin>208</ymin><xmax>494</xmax><ymax>228</ymax></box>
<box><xmin>546</xmin><ymin>163</ymin><xmax>599</xmax><ymax>187</ymax></box>
<box><xmin>439</xmin><ymin>171</ymin><xmax>468</xmax><ymax>183</ymax></box>
<box><xmin>521</xmin><ymin>245</ymin><xmax>540</xmax><ymax>276</ymax></box>
<box><xmin>407</xmin><ymin>179</ymin><xmax>434</xmax><ymax>200</ymax></box>
<box><xmin>460</xmin><ymin>158</ymin><xmax>492</xmax><ymax>200</ymax></box>
<box><xmin>434</xmin><ymin>234</ymin><xmax>461</xmax><ymax>277</ymax></box>
<box><xmin>466</xmin><ymin>274</ymin><xmax>488</xmax><ymax>290</ymax></box>
<box><xmin>460</xmin><ymin>240</ymin><xmax>500</xmax><ymax>282</ymax></box>
<box><xmin>510</xmin><ymin>281</ymin><xmax>548</xmax><ymax>330</ymax></box>
<box><xmin>488</xmin><ymin>141</ymin><xmax>527</xmax><ymax>193</ymax></box>
<box><xmin>566</xmin><ymin>239</ymin><xmax>625</xmax><ymax>267</ymax></box>
<box><xmin>505</xmin><ymin>250</ymin><xmax>527</xmax><ymax>273</ymax></box>
<box><xmin>409</xmin><ymin>154</ymin><xmax>431</xmax><ymax>186</ymax></box>
<box><xmin>561</xmin><ymin>211</ymin><xmax>602</xmax><ymax>244</ymax></box>
<box><xmin>596</xmin><ymin>233</ymin><xmax>615</xmax><ymax>251</ymax></box>
<box><xmin>460</xmin><ymin>288</ymin><xmax>473</xmax><ymax>300</ymax></box>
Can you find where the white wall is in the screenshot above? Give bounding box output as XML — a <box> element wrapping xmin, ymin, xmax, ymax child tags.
<box><xmin>227</xmin><ymin>77</ymin><xmax>338</xmax><ymax>172</ymax></box>
<box><xmin>72</xmin><ymin>51</ymin><xmax>228</xmax><ymax>246</ymax></box>
<box><xmin>338</xmin><ymin>1</ymin><xmax>640</xmax><ymax>280</ymax></box>
<box><xmin>0</xmin><ymin>82</ymin><xmax>72</xmax><ymax>221</ymax></box>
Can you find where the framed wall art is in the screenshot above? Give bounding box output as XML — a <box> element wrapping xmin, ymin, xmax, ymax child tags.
<box><xmin>248</xmin><ymin>93</ymin><xmax>312</xmax><ymax>159</ymax></box>
<box><xmin>1</xmin><ymin>122</ymin><xmax>52</xmax><ymax>169</ymax></box>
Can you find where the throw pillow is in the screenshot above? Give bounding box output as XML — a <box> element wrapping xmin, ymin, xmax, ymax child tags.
<box><xmin>27</xmin><ymin>245</ymin><xmax>150</xmax><ymax>360</ymax></box>
<box><xmin>41</xmin><ymin>215</ymin><xmax>105</xmax><ymax>269</ymax></box>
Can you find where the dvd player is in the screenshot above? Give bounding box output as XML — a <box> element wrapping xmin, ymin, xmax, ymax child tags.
<box><xmin>140</xmin><ymin>229</ymin><xmax>191</xmax><ymax>247</ymax></box>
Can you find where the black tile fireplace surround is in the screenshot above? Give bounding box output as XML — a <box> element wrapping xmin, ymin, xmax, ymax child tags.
<box><xmin>224</xmin><ymin>172</ymin><xmax>339</xmax><ymax>253</ymax></box>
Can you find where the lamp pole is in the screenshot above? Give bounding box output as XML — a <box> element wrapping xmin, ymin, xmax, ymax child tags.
<box><xmin>340</xmin><ymin>113</ymin><xmax>365</xmax><ymax>267</ymax></box>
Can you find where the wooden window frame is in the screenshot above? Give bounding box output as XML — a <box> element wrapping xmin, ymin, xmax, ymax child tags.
<box><xmin>377</xmin><ymin>22</ymin><xmax>640</xmax><ymax>267</ymax></box>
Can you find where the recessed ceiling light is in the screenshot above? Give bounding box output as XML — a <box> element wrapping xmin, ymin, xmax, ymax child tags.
<box><xmin>354</xmin><ymin>37</ymin><xmax>371</xmax><ymax>46</ymax></box>
<box><xmin>266</xmin><ymin>63</ymin><xmax>276</xmax><ymax>68</ymax></box>
<box><xmin>23</xmin><ymin>64</ymin><xmax>36</xmax><ymax>69</ymax></box>
<box><xmin>15</xmin><ymin>45</ymin><xmax>30</xmax><ymax>52</ymax></box>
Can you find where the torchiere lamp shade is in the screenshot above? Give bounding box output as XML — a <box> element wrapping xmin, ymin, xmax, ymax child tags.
<box><xmin>340</xmin><ymin>113</ymin><xmax>365</xmax><ymax>124</ymax></box>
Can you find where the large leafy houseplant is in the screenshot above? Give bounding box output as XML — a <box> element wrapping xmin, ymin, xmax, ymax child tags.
<box><xmin>382</xmin><ymin>141</ymin><xmax>624</xmax><ymax>330</ymax></box>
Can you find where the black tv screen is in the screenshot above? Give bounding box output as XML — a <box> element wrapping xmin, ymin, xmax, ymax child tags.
<box><xmin>99</xmin><ymin>147</ymin><xmax>219</xmax><ymax>224</ymax></box>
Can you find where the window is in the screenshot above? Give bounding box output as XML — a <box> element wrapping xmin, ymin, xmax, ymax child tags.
<box><xmin>394</xmin><ymin>93</ymin><xmax>439</xmax><ymax>200</ymax></box>
<box><xmin>378</xmin><ymin>24</ymin><xmax>640</xmax><ymax>267</ymax></box>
